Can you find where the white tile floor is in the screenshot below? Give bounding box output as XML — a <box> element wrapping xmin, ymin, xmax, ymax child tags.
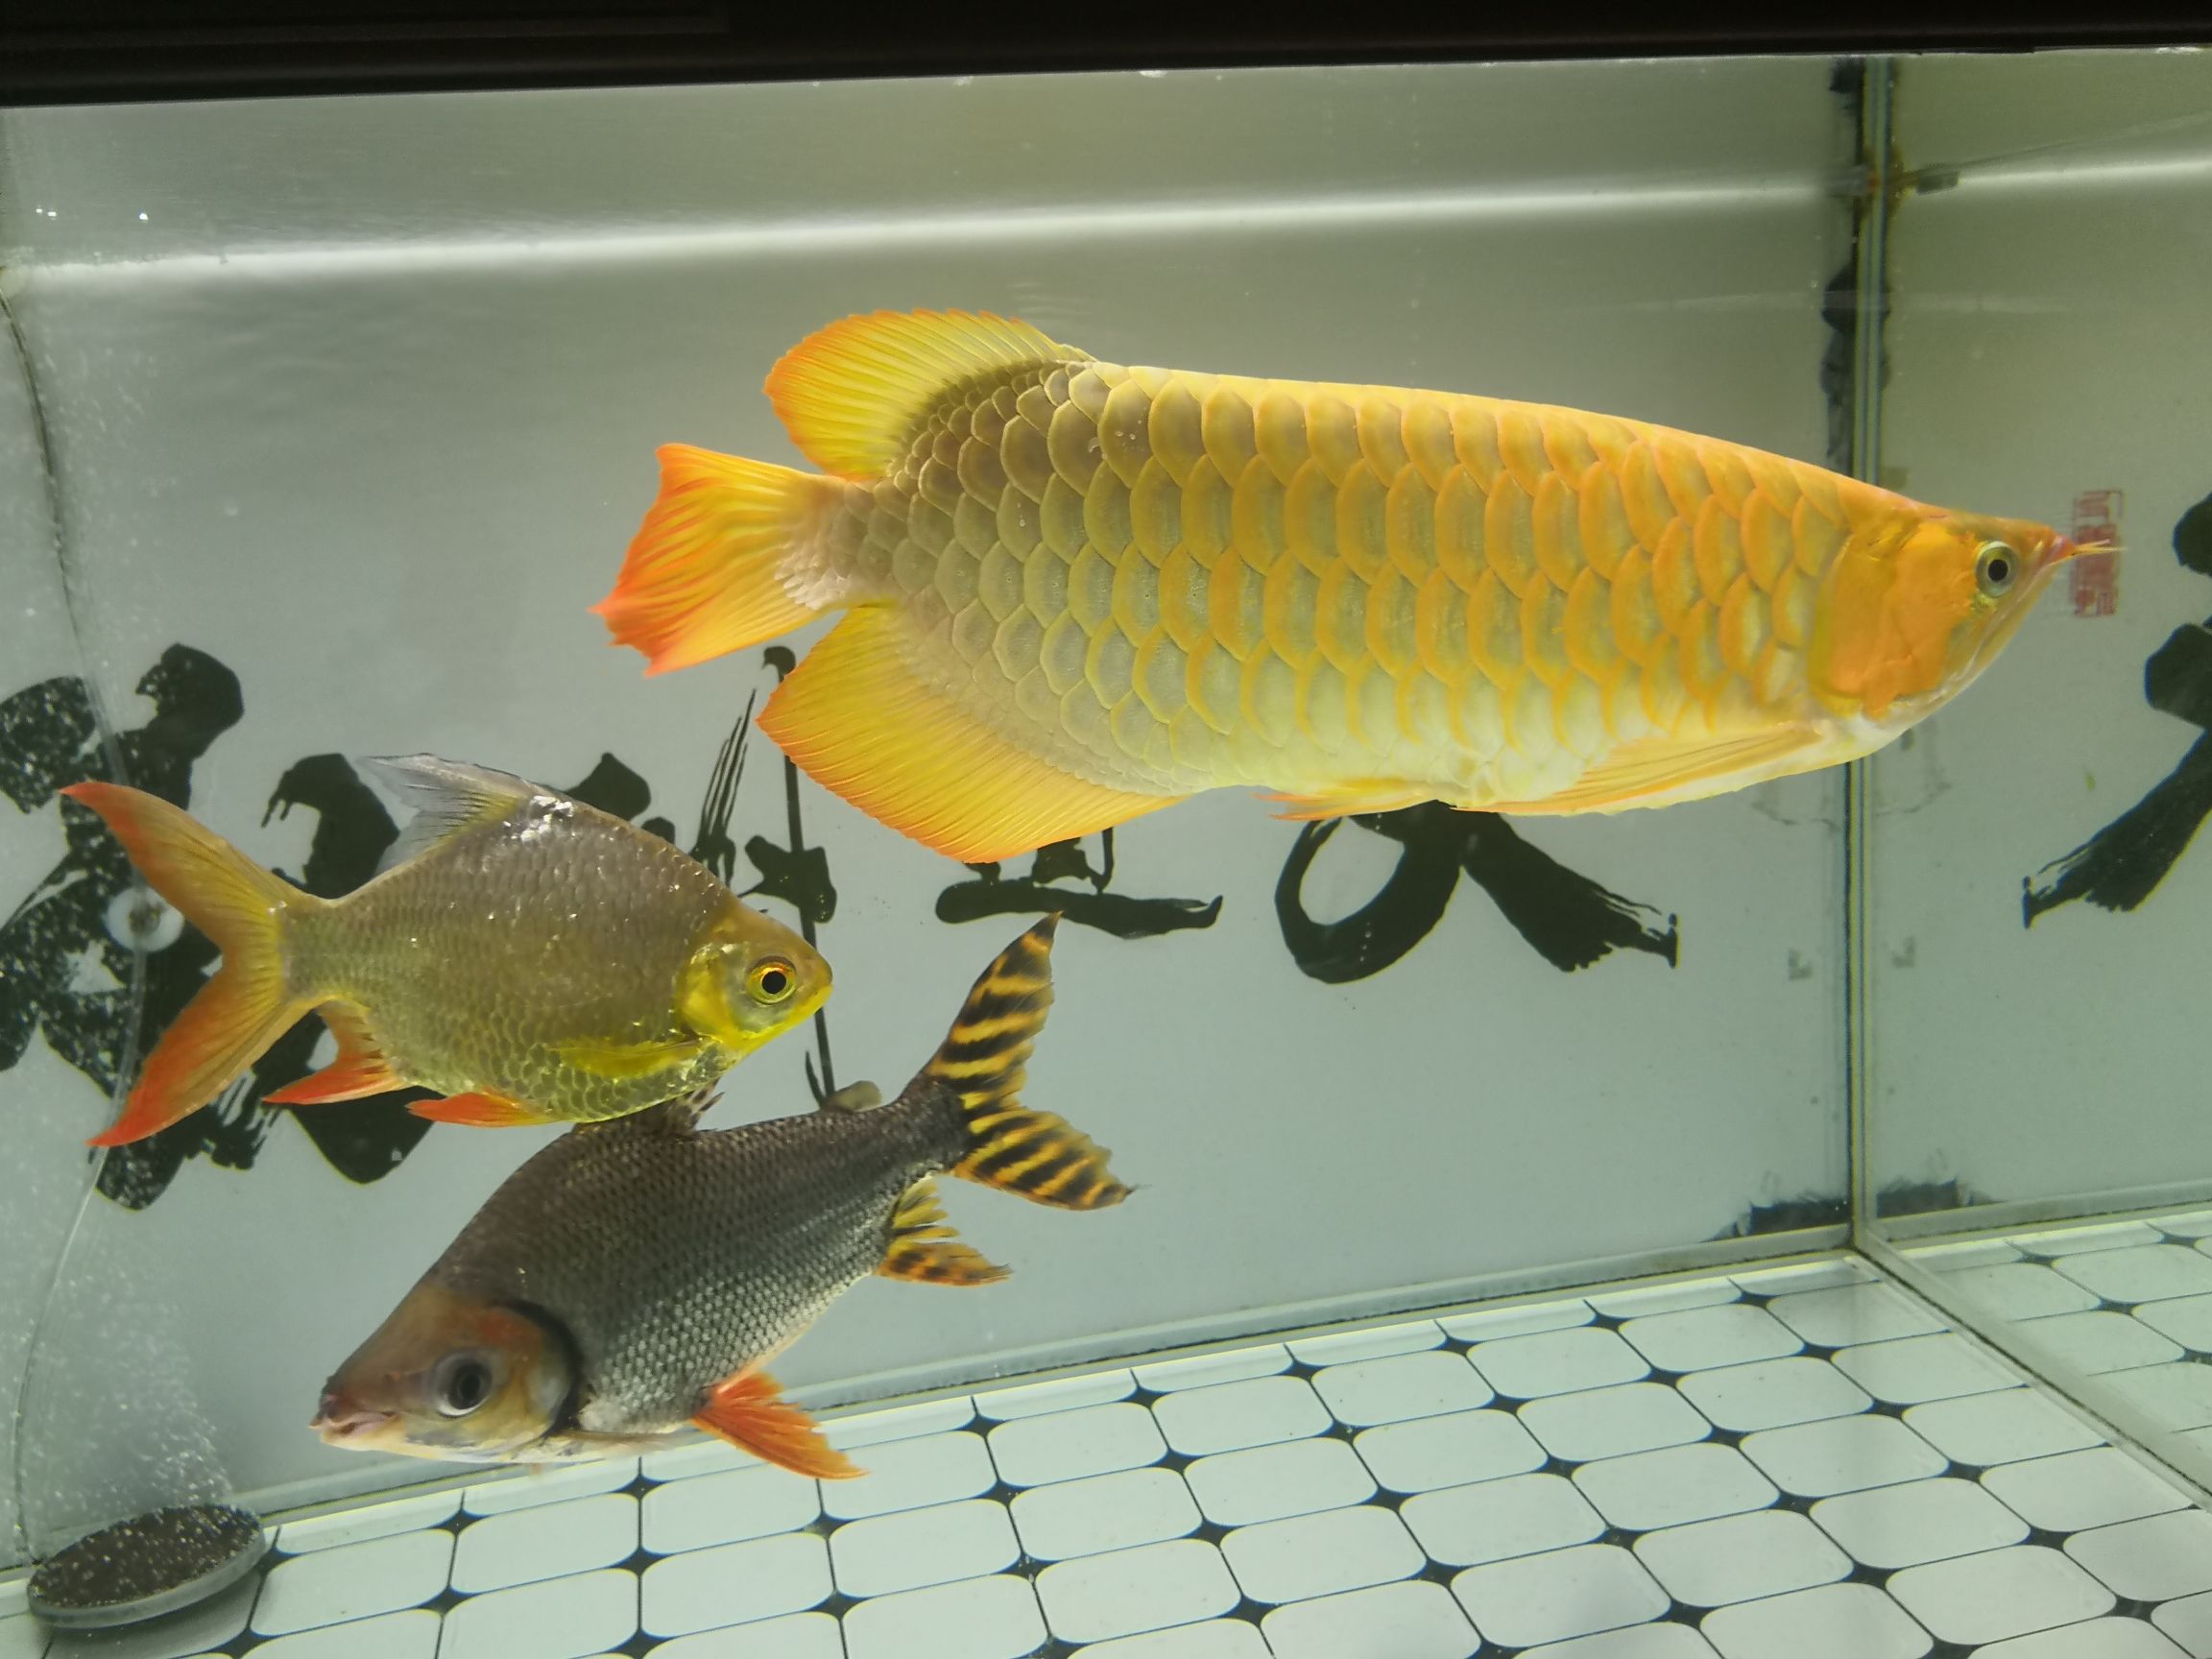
<box><xmin>1906</xmin><ymin>1210</ymin><xmax>2212</xmax><ymax>1479</ymax></box>
<box><xmin>6</xmin><ymin>1251</ymin><xmax>2211</xmax><ymax>1657</ymax></box>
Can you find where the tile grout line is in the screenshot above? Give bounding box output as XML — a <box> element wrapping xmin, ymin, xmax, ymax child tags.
<box><xmin>1867</xmin><ymin>1229</ymin><xmax>2212</xmax><ymax>1519</ymax></box>
<box><xmin>14</xmin><ymin>1250</ymin><xmax>2212</xmax><ymax>1657</ymax></box>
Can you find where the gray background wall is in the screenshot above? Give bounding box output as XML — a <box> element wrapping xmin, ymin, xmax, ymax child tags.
<box><xmin>0</xmin><ymin>57</ymin><xmax>1869</xmax><ymax>1551</ymax></box>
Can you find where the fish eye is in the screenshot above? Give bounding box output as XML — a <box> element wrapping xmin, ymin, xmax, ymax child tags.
<box><xmin>1975</xmin><ymin>541</ymin><xmax>2019</xmax><ymax>597</ymax></box>
<box><xmin>432</xmin><ymin>1351</ymin><xmax>496</xmax><ymax>1417</ymax></box>
<box><xmin>746</xmin><ymin>957</ymin><xmax>797</xmax><ymax>1004</ymax></box>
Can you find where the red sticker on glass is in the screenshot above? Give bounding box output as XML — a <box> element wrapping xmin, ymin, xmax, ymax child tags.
<box><xmin>2069</xmin><ymin>489</ymin><xmax>2123</xmax><ymax>618</ymax></box>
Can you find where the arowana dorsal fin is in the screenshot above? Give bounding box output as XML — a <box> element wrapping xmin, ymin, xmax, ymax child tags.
<box><xmin>763</xmin><ymin>309</ymin><xmax>1088</xmax><ymax>478</ymax></box>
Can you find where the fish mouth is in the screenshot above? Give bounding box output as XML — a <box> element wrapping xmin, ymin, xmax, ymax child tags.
<box><xmin>311</xmin><ymin>1393</ymin><xmax>397</xmax><ymax>1447</ymax></box>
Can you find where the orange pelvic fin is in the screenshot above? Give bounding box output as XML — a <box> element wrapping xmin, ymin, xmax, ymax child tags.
<box><xmin>759</xmin><ymin>608</ymin><xmax>1178</xmax><ymax>864</ymax></box>
<box><xmin>878</xmin><ymin>1178</ymin><xmax>1008</xmax><ymax>1287</ymax></box>
<box><xmin>591</xmin><ymin>445</ymin><xmax>850</xmax><ymax>677</ymax></box>
<box><xmin>407</xmin><ymin>1090</ymin><xmax>560</xmax><ymax>1129</ymax></box>
<box><xmin>60</xmin><ymin>781</ymin><xmax>320</xmax><ymax>1146</ymax></box>
<box><xmin>924</xmin><ymin>919</ymin><xmax>1131</xmax><ymax>1213</ymax></box>
<box><xmin>265</xmin><ymin>1003</ymin><xmax>403</xmax><ymax>1105</ymax></box>
<box><xmin>1486</xmin><ymin>727</ymin><xmax>1830</xmax><ymax>815</ymax></box>
<box><xmin>692</xmin><ymin>1370</ymin><xmax>861</xmax><ymax>1480</ymax></box>
<box><xmin>764</xmin><ymin>309</ymin><xmax>1083</xmax><ymax>477</ymax></box>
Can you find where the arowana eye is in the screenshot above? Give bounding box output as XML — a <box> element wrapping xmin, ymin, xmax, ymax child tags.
<box><xmin>1976</xmin><ymin>541</ymin><xmax>2019</xmax><ymax>597</ymax></box>
<box><xmin>747</xmin><ymin>958</ymin><xmax>797</xmax><ymax>1004</ymax></box>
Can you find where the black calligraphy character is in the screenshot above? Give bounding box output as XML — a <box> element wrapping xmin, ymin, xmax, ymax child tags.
<box><xmin>1277</xmin><ymin>805</ymin><xmax>1680</xmax><ymax>982</ymax></box>
<box><xmin>2026</xmin><ymin>492</ymin><xmax>2212</xmax><ymax>924</ymax></box>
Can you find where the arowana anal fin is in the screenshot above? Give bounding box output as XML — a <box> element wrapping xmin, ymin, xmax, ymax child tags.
<box><xmin>878</xmin><ymin>1178</ymin><xmax>1008</xmax><ymax>1286</ymax></box>
<box><xmin>1484</xmin><ymin>727</ymin><xmax>1834</xmax><ymax>816</ymax></box>
<box><xmin>760</xmin><ymin>608</ymin><xmax>1178</xmax><ymax>865</ymax></box>
<box><xmin>265</xmin><ymin>1002</ymin><xmax>403</xmax><ymax>1105</ymax></box>
<box><xmin>1266</xmin><ymin>781</ymin><xmax>1436</xmax><ymax>821</ymax></box>
<box><xmin>692</xmin><ymin>1370</ymin><xmax>861</xmax><ymax>1479</ymax></box>
<box><xmin>408</xmin><ymin>1089</ymin><xmax>561</xmax><ymax>1129</ymax></box>
<box><xmin>764</xmin><ymin>309</ymin><xmax>1087</xmax><ymax>478</ymax></box>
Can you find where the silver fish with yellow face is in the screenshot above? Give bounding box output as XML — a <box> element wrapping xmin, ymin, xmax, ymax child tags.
<box><xmin>61</xmin><ymin>756</ymin><xmax>830</xmax><ymax>1144</ymax></box>
<box><xmin>312</xmin><ymin>918</ymin><xmax>1125</xmax><ymax>1479</ymax></box>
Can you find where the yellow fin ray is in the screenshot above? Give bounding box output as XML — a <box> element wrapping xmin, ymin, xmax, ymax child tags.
<box><xmin>551</xmin><ymin>1034</ymin><xmax>710</xmax><ymax>1081</ymax></box>
<box><xmin>1266</xmin><ymin>781</ymin><xmax>1436</xmax><ymax>821</ymax></box>
<box><xmin>408</xmin><ymin>1090</ymin><xmax>562</xmax><ymax>1129</ymax></box>
<box><xmin>266</xmin><ymin>1002</ymin><xmax>404</xmax><ymax>1105</ymax></box>
<box><xmin>358</xmin><ymin>756</ymin><xmax>539</xmax><ymax>873</ymax></box>
<box><xmin>925</xmin><ymin>919</ymin><xmax>1131</xmax><ymax>1212</ymax></box>
<box><xmin>758</xmin><ymin>608</ymin><xmax>1179</xmax><ymax>865</ymax></box>
<box><xmin>878</xmin><ymin>1178</ymin><xmax>1008</xmax><ymax>1286</ymax></box>
<box><xmin>1485</xmin><ymin>726</ymin><xmax>1833</xmax><ymax>814</ymax></box>
<box><xmin>591</xmin><ymin>445</ymin><xmax>840</xmax><ymax>676</ymax></box>
<box><xmin>764</xmin><ymin>310</ymin><xmax>1086</xmax><ymax>477</ymax></box>
<box><xmin>58</xmin><ymin>781</ymin><xmax>317</xmax><ymax>1146</ymax></box>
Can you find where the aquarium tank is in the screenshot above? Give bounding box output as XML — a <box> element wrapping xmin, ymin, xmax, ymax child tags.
<box><xmin>3</xmin><ymin>22</ymin><xmax>2211</xmax><ymax>1659</ymax></box>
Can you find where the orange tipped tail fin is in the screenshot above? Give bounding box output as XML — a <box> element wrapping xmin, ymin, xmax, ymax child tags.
<box><xmin>60</xmin><ymin>782</ymin><xmax>317</xmax><ymax>1146</ymax></box>
<box><xmin>591</xmin><ymin>445</ymin><xmax>851</xmax><ymax>677</ymax></box>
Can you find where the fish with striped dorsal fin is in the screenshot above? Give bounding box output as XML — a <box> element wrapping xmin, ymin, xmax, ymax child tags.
<box><xmin>311</xmin><ymin>919</ymin><xmax>1128</xmax><ymax>1478</ymax></box>
<box><xmin>594</xmin><ymin>309</ymin><xmax>2080</xmax><ymax>861</ymax></box>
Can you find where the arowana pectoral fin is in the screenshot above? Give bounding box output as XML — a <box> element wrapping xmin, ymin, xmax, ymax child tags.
<box><xmin>759</xmin><ymin>608</ymin><xmax>1177</xmax><ymax>865</ymax></box>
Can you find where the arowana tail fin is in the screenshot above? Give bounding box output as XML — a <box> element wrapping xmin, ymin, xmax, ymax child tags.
<box><xmin>923</xmin><ymin>917</ymin><xmax>1129</xmax><ymax>1212</ymax></box>
<box><xmin>591</xmin><ymin>444</ymin><xmax>850</xmax><ymax>676</ymax></box>
<box><xmin>60</xmin><ymin>782</ymin><xmax>321</xmax><ymax>1146</ymax></box>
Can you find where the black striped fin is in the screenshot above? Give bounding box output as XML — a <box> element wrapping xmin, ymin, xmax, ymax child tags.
<box><xmin>923</xmin><ymin>916</ymin><xmax>1057</xmax><ymax>1105</ymax></box>
<box><xmin>878</xmin><ymin>1178</ymin><xmax>1006</xmax><ymax>1286</ymax></box>
<box><xmin>930</xmin><ymin>918</ymin><xmax>1130</xmax><ymax>1213</ymax></box>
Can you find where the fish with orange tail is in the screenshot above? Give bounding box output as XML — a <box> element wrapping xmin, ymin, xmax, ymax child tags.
<box><xmin>594</xmin><ymin>309</ymin><xmax>2080</xmax><ymax>862</ymax></box>
<box><xmin>60</xmin><ymin>756</ymin><xmax>830</xmax><ymax>1146</ymax></box>
<box><xmin>311</xmin><ymin>918</ymin><xmax>1125</xmax><ymax>1476</ymax></box>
